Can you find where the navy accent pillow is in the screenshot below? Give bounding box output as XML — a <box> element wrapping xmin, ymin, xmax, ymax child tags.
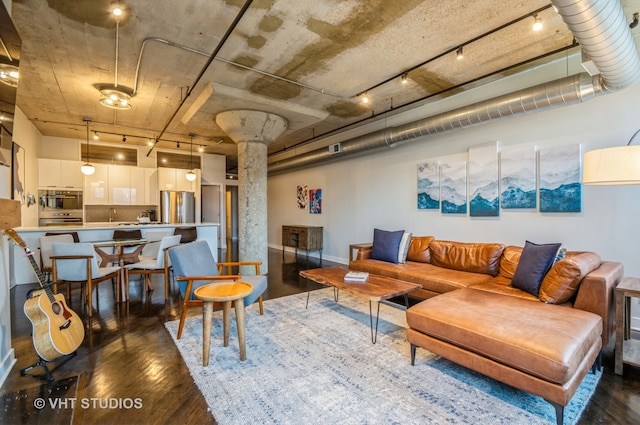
<box><xmin>370</xmin><ymin>229</ymin><xmax>405</xmax><ymax>263</ymax></box>
<box><xmin>511</xmin><ymin>241</ymin><xmax>562</xmax><ymax>297</ymax></box>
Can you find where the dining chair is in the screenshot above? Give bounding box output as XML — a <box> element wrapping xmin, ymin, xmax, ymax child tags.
<box><xmin>39</xmin><ymin>234</ymin><xmax>74</xmax><ymax>286</ymax></box>
<box><xmin>51</xmin><ymin>243</ymin><xmax>122</xmax><ymax>317</ymax></box>
<box><xmin>174</xmin><ymin>226</ymin><xmax>197</xmax><ymax>244</ymax></box>
<box><xmin>139</xmin><ymin>231</ymin><xmax>171</xmax><ymax>259</ymax></box>
<box><xmin>168</xmin><ymin>240</ymin><xmax>267</xmax><ymax>339</ymax></box>
<box><xmin>124</xmin><ymin>234</ymin><xmax>181</xmax><ymax>302</ymax></box>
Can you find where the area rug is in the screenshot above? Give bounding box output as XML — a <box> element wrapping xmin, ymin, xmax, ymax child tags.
<box><xmin>165</xmin><ymin>288</ymin><xmax>601</xmax><ymax>425</ymax></box>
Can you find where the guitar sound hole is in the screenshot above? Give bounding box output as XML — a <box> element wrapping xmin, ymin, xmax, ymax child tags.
<box><xmin>51</xmin><ymin>302</ymin><xmax>61</xmax><ymax>315</ymax></box>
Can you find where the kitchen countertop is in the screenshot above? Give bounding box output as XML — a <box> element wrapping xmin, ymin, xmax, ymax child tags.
<box><xmin>15</xmin><ymin>222</ymin><xmax>220</xmax><ymax>232</ymax></box>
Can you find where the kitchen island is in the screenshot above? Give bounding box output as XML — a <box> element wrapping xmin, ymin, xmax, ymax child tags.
<box><xmin>7</xmin><ymin>222</ymin><xmax>219</xmax><ymax>286</ymax></box>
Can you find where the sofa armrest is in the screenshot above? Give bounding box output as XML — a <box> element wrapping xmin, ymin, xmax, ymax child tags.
<box><xmin>573</xmin><ymin>261</ymin><xmax>623</xmax><ymax>348</ymax></box>
<box><xmin>355</xmin><ymin>248</ymin><xmax>372</xmax><ymax>260</ymax></box>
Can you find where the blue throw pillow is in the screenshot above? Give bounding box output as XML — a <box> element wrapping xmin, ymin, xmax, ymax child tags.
<box><xmin>511</xmin><ymin>240</ymin><xmax>562</xmax><ymax>297</ymax></box>
<box><xmin>370</xmin><ymin>229</ymin><xmax>405</xmax><ymax>263</ymax></box>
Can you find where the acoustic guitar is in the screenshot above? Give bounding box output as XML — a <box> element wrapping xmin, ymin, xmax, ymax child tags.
<box><xmin>4</xmin><ymin>229</ymin><xmax>84</xmax><ymax>361</ymax></box>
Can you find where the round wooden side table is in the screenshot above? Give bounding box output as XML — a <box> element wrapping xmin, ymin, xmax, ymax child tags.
<box><xmin>194</xmin><ymin>282</ymin><xmax>253</xmax><ymax>366</ymax></box>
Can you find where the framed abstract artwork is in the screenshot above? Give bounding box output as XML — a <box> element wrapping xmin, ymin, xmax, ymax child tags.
<box><xmin>441</xmin><ymin>162</ymin><xmax>467</xmax><ymax>214</ymax></box>
<box><xmin>297</xmin><ymin>185</ymin><xmax>307</xmax><ymax>209</ymax></box>
<box><xmin>417</xmin><ymin>161</ymin><xmax>440</xmax><ymax>209</ymax></box>
<box><xmin>468</xmin><ymin>142</ymin><xmax>499</xmax><ymax>217</ymax></box>
<box><xmin>309</xmin><ymin>188</ymin><xmax>322</xmax><ymax>214</ymax></box>
<box><xmin>500</xmin><ymin>146</ymin><xmax>537</xmax><ymax>209</ymax></box>
<box><xmin>539</xmin><ymin>144</ymin><xmax>582</xmax><ymax>213</ymax></box>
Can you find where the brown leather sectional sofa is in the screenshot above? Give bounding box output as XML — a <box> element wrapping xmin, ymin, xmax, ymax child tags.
<box><xmin>349</xmin><ymin>236</ymin><xmax>623</xmax><ymax>425</ymax></box>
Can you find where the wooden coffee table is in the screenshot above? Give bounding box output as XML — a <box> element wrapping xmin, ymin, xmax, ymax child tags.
<box><xmin>300</xmin><ymin>266</ymin><xmax>420</xmax><ymax>343</ymax></box>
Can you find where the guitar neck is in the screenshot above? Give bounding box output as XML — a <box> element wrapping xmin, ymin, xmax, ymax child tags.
<box><xmin>24</xmin><ymin>248</ymin><xmax>56</xmax><ymax>303</ymax></box>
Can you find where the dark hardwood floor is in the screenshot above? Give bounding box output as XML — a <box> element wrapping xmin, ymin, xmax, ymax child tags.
<box><xmin>2</xmin><ymin>246</ymin><xmax>640</xmax><ymax>424</ymax></box>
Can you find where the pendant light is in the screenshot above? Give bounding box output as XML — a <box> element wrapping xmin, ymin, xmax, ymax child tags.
<box><xmin>185</xmin><ymin>133</ymin><xmax>197</xmax><ymax>182</ymax></box>
<box><xmin>81</xmin><ymin>118</ymin><xmax>96</xmax><ymax>175</ymax></box>
<box><xmin>97</xmin><ymin>3</ymin><xmax>133</xmax><ymax>110</ymax></box>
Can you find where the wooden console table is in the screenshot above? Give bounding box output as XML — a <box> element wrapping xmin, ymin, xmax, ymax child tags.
<box><xmin>282</xmin><ymin>225</ymin><xmax>323</xmax><ymax>263</ymax></box>
<box><xmin>615</xmin><ymin>276</ymin><xmax>640</xmax><ymax>375</ymax></box>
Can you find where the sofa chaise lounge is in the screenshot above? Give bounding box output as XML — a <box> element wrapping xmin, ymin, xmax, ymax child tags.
<box><xmin>350</xmin><ymin>235</ymin><xmax>623</xmax><ymax>425</ymax></box>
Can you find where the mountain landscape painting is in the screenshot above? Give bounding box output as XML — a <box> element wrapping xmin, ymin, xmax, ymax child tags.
<box><xmin>500</xmin><ymin>146</ymin><xmax>537</xmax><ymax>209</ymax></box>
<box><xmin>469</xmin><ymin>142</ymin><xmax>499</xmax><ymax>217</ymax></box>
<box><xmin>441</xmin><ymin>162</ymin><xmax>467</xmax><ymax>214</ymax></box>
<box><xmin>539</xmin><ymin>144</ymin><xmax>582</xmax><ymax>213</ymax></box>
<box><xmin>417</xmin><ymin>161</ymin><xmax>440</xmax><ymax>209</ymax></box>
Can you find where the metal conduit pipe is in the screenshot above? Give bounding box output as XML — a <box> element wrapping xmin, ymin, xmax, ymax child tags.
<box><xmin>268</xmin><ymin>0</ymin><xmax>640</xmax><ymax>175</ymax></box>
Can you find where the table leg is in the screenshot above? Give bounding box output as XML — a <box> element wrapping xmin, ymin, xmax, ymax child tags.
<box><xmin>235</xmin><ymin>299</ymin><xmax>247</xmax><ymax>361</ymax></box>
<box><xmin>615</xmin><ymin>291</ymin><xmax>625</xmax><ymax>375</ymax></box>
<box><xmin>202</xmin><ymin>300</ymin><xmax>213</xmax><ymax>366</ymax></box>
<box><xmin>369</xmin><ymin>301</ymin><xmax>381</xmax><ymax>344</ymax></box>
<box><xmin>222</xmin><ymin>300</ymin><xmax>231</xmax><ymax>347</ymax></box>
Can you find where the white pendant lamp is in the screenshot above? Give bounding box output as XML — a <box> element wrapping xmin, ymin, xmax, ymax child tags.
<box><xmin>81</xmin><ymin>118</ymin><xmax>96</xmax><ymax>176</ymax></box>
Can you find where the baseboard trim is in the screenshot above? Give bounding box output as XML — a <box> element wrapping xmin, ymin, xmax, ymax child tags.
<box><xmin>0</xmin><ymin>348</ymin><xmax>17</xmax><ymax>388</ymax></box>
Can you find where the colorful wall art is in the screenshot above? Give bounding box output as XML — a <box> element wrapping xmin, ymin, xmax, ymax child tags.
<box><xmin>500</xmin><ymin>146</ymin><xmax>537</xmax><ymax>209</ymax></box>
<box><xmin>309</xmin><ymin>188</ymin><xmax>322</xmax><ymax>214</ymax></box>
<box><xmin>417</xmin><ymin>161</ymin><xmax>440</xmax><ymax>209</ymax></box>
<box><xmin>468</xmin><ymin>143</ymin><xmax>499</xmax><ymax>217</ymax></box>
<box><xmin>297</xmin><ymin>185</ymin><xmax>307</xmax><ymax>209</ymax></box>
<box><xmin>539</xmin><ymin>144</ymin><xmax>582</xmax><ymax>213</ymax></box>
<box><xmin>441</xmin><ymin>162</ymin><xmax>467</xmax><ymax>214</ymax></box>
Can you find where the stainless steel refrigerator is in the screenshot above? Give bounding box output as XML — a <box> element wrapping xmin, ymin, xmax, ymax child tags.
<box><xmin>160</xmin><ymin>190</ymin><xmax>195</xmax><ymax>223</ymax></box>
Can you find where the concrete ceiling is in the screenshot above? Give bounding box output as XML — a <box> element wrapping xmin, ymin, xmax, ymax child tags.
<box><xmin>8</xmin><ymin>0</ymin><xmax>640</xmax><ymax>174</ymax></box>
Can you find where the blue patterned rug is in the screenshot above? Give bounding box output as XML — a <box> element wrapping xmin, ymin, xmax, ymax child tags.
<box><xmin>165</xmin><ymin>288</ymin><xmax>600</xmax><ymax>425</ymax></box>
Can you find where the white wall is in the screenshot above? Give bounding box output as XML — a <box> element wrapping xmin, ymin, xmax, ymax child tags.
<box><xmin>268</xmin><ymin>71</ymin><xmax>640</xmax><ymax>327</ymax></box>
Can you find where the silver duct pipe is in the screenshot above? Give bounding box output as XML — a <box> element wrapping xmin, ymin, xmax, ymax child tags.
<box><xmin>268</xmin><ymin>0</ymin><xmax>640</xmax><ymax>175</ymax></box>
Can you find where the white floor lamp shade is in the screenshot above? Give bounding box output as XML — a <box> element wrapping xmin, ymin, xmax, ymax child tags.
<box><xmin>583</xmin><ymin>145</ymin><xmax>640</xmax><ymax>185</ymax></box>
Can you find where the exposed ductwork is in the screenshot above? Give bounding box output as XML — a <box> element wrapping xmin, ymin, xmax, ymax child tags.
<box><xmin>268</xmin><ymin>0</ymin><xmax>640</xmax><ymax>175</ymax></box>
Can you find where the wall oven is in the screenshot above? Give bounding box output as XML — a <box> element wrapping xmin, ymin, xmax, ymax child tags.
<box><xmin>38</xmin><ymin>190</ymin><xmax>83</xmax><ymax>226</ymax></box>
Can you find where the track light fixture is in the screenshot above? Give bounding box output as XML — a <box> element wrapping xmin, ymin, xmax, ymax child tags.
<box><xmin>177</xmin><ymin>141</ymin><xmax>180</xmax><ymax>149</ymax></box>
<box><xmin>532</xmin><ymin>13</ymin><xmax>543</xmax><ymax>31</ymax></box>
<box><xmin>630</xmin><ymin>12</ymin><xmax>639</xmax><ymax>29</ymax></box>
<box><xmin>400</xmin><ymin>73</ymin><xmax>408</xmax><ymax>84</ymax></box>
<box><xmin>198</xmin><ymin>145</ymin><xmax>204</xmax><ymax>153</ymax></box>
<box><xmin>93</xmin><ymin>131</ymin><xmax>100</xmax><ymax>140</ymax></box>
<box><xmin>122</xmin><ymin>135</ymin><xmax>126</xmax><ymax>142</ymax></box>
<box><xmin>456</xmin><ymin>46</ymin><xmax>464</xmax><ymax>60</ymax></box>
<box><xmin>361</xmin><ymin>92</ymin><xmax>369</xmax><ymax>104</ymax></box>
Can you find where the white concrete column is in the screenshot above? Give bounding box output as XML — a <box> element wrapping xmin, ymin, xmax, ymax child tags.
<box><xmin>215</xmin><ymin>110</ymin><xmax>287</xmax><ymax>274</ymax></box>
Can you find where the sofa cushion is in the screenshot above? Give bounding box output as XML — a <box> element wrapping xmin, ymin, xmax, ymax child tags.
<box><xmin>429</xmin><ymin>240</ymin><xmax>505</xmax><ymax>276</ymax></box>
<box><xmin>406</xmin><ymin>236</ymin><xmax>434</xmax><ymax>263</ymax></box>
<box><xmin>498</xmin><ymin>245</ymin><xmax>523</xmax><ymax>279</ymax></box>
<box><xmin>397</xmin><ymin>232</ymin><xmax>412</xmax><ymax>263</ymax></box>
<box><xmin>511</xmin><ymin>241</ymin><xmax>561</xmax><ymax>297</ymax></box>
<box><xmin>406</xmin><ymin>288</ymin><xmax>602</xmax><ymax>384</ymax></box>
<box><xmin>370</xmin><ymin>228</ymin><xmax>404</xmax><ymax>263</ymax></box>
<box><xmin>539</xmin><ymin>252</ymin><xmax>602</xmax><ymax>304</ymax></box>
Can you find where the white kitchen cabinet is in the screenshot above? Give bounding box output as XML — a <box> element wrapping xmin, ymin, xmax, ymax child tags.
<box><xmin>84</xmin><ymin>163</ymin><xmax>109</xmax><ymax>205</ymax></box>
<box><xmin>144</xmin><ymin>168</ymin><xmax>158</xmax><ymax>205</ymax></box>
<box><xmin>108</xmin><ymin>165</ymin><xmax>132</xmax><ymax>205</ymax></box>
<box><xmin>157</xmin><ymin>167</ymin><xmax>197</xmax><ymax>192</ymax></box>
<box><xmin>38</xmin><ymin>159</ymin><xmax>83</xmax><ymax>189</ymax></box>
<box><xmin>129</xmin><ymin>167</ymin><xmax>145</xmax><ymax>205</ymax></box>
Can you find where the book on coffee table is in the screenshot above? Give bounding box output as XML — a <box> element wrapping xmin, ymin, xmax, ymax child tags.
<box><xmin>344</xmin><ymin>271</ymin><xmax>369</xmax><ymax>282</ymax></box>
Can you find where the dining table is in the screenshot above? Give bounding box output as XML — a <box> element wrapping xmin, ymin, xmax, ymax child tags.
<box><xmin>90</xmin><ymin>238</ymin><xmax>148</xmax><ymax>302</ymax></box>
